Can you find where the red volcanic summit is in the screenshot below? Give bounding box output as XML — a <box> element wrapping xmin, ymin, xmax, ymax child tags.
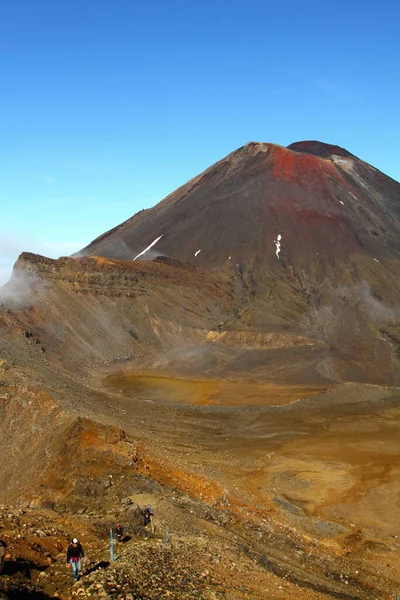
<box><xmin>79</xmin><ymin>140</ymin><xmax>400</xmax><ymax>273</ymax></box>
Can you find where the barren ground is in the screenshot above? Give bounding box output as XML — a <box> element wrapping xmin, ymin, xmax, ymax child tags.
<box><xmin>2</xmin><ymin>136</ymin><xmax>400</xmax><ymax>600</ymax></box>
<box><xmin>2</xmin><ymin>349</ymin><xmax>400</xmax><ymax>599</ymax></box>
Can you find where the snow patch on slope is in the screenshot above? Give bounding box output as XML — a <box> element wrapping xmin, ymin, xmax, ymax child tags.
<box><xmin>274</xmin><ymin>234</ymin><xmax>282</xmax><ymax>260</ymax></box>
<box><xmin>133</xmin><ymin>235</ymin><xmax>163</xmax><ymax>261</ymax></box>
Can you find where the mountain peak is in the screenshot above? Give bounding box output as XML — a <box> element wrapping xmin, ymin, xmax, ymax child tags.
<box><xmin>78</xmin><ymin>139</ymin><xmax>400</xmax><ymax>275</ymax></box>
<box><xmin>287</xmin><ymin>140</ymin><xmax>354</xmax><ymax>159</ymax></box>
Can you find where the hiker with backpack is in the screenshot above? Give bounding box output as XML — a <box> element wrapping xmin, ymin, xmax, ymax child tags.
<box><xmin>143</xmin><ymin>506</ymin><xmax>154</xmax><ymax>532</ymax></box>
<box><xmin>115</xmin><ymin>523</ymin><xmax>124</xmax><ymax>542</ymax></box>
<box><xmin>66</xmin><ymin>537</ymin><xmax>84</xmax><ymax>581</ymax></box>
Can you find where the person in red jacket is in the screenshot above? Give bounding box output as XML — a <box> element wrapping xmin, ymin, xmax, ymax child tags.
<box><xmin>66</xmin><ymin>538</ymin><xmax>84</xmax><ymax>581</ymax></box>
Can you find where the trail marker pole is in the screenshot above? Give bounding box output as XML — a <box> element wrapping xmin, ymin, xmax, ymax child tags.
<box><xmin>110</xmin><ymin>528</ymin><xmax>114</xmax><ymax>562</ymax></box>
<box><xmin>165</xmin><ymin>526</ymin><xmax>169</xmax><ymax>545</ymax></box>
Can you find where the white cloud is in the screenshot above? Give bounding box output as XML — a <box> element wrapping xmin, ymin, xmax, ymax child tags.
<box><xmin>0</xmin><ymin>233</ymin><xmax>86</xmax><ymax>287</ymax></box>
<box><xmin>0</xmin><ymin>262</ymin><xmax>13</xmax><ymax>287</ymax></box>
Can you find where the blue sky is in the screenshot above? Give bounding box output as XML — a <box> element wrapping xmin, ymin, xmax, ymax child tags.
<box><xmin>1</xmin><ymin>0</ymin><xmax>399</xmax><ymax>283</ymax></box>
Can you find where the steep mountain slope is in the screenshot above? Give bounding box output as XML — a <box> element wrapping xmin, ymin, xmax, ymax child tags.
<box><xmin>78</xmin><ymin>141</ymin><xmax>400</xmax><ymax>383</ymax></box>
<box><xmin>0</xmin><ymin>252</ymin><xmax>230</xmax><ymax>374</ymax></box>
<box><xmin>80</xmin><ymin>140</ymin><xmax>400</xmax><ymax>269</ymax></box>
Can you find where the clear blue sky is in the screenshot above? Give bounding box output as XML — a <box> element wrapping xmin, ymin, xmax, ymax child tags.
<box><xmin>1</xmin><ymin>0</ymin><xmax>399</xmax><ymax>283</ymax></box>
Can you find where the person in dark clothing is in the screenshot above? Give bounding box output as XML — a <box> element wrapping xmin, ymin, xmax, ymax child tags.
<box><xmin>143</xmin><ymin>506</ymin><xmax>154</xmax><ymax>532</ymax></box>
<box><xmin>0</xmin><ymin>540</ymin><xmax>7</xmax><ymax>574</ymax></box>
<box><xmin>115</xmin><ymin>523</ymin><xmax>124</xmax><ymax>542</ymax></box>
<box><xmin>66</xmin><ymin>538</ymin><xmax>84</xmax><ymax>581</ymax></box>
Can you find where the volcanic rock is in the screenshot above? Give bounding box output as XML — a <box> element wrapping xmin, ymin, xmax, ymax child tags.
<box><xmin>1</xmin><ymin>141</ymin><xmax>400</xmax><ymax>600</ymax></box>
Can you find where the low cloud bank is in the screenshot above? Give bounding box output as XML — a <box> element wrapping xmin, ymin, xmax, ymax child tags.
<box><xmin>0</xmin><ymin>233</ymin><xmax>86</xmax><ymax>287</ymax></box>
<box><xmin>0</xmin><ymin>269</ymin><xmax>45</xmax><ymax>307</ymax></box>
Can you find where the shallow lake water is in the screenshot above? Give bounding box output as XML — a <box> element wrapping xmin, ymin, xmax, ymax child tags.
<box><xmin>104</xmin><ymin>372</ymin><xmax>325</xmax><ymax>406</ymax></box>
